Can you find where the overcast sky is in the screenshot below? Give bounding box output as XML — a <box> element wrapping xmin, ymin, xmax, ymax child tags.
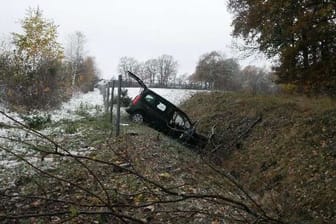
<box><xmin>0</xmin><ymin>0</ymin><xmax>269</xmax><ymax>79</ymax></box>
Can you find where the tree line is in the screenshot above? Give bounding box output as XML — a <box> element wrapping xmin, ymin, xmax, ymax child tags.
<box><xmin>190</xmin><ymin>51</ymin><xmax>277</xmax><ymax>94</ymax></box>
<box><xmin>0</xmin><ymin>8</ymin><xmax>99</xmax><ymax>110</ymax></box>
<box><xmin>228</xmin><ymin>0</ymin><xmax>336</xmax><ymax>96</ymax></box>
<box><xmin>117</xmin><ymin>55</ymin><xmax>179</xmax><ymax>87</ymax></box>
<box><xmin>117</xmin><ymin>52</ymin><xmax>276</xmax><ymax>93</ymax></box>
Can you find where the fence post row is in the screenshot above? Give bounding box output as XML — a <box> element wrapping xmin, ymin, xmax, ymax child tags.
<box><xmin>104</xmin><ymin>79</ymin><xmax>119</xmax><ymax>135</ymax></box>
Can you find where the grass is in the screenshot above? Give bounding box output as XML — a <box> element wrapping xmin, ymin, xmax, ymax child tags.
<box><xmin>181</xmin><ymin>91</ymin><xmax>336</xmax><ymax>223</ymax></box>
<box><xmin>1</xmin><ymin>92</ymin><xmax>335</xmax><ymax>223</ymax></box>
<box><xmin>1</xmin><ymin>112</ymin><xmax>276</xmax><ymax>223</ymax></box>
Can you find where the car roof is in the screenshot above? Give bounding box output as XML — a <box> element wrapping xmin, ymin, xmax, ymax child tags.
<box><xmin>144</xmin><ymin>89</ymin><xmax>192</xmax><ymax>122</ymax></box>
<box><xmin>143</xmin><ymin>89</ymin><xmax>175</xmax><ymax>107</ymax></box>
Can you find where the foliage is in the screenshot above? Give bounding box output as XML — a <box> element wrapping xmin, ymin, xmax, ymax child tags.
<box><xmin>0</xmin><ymin>7</ymin><xmax>71</xmax><ymax>110</ymax></box>
<box><xmin>112</xmin><ymin>89</ymin><xmax>132</xmax><ymax>107</ymax></box>
<box><xmin>76</xmin><ymin>56</ymin><xmax>100</xmax><ymax>93</ymax></box>
<box><xmin>120</xmin><ymin>89</ymin><xmax>132</xmax><ymax>107</ymax></box>
<box><xmin>75</xmin><ymin>102</ymin><xmax>92</xmax><ymax>117</ymax></box>
<box><xmin>239</xmin><ymin>65</ymin><xmax>278</xmax><ymax>94</ymax></box>
<box><xmin>21</xmin><ymin>113</ymin><xmax>51</xmax><ymax>129</ymax></box>
<box><xmin>190</xmin><ymin>51</ymin><xmax>241</xmax><ymax>90</ymax></box>
<box><xmin>228</xmin><ymin>0</ymin><xmax>336</xmax><ymax>95</ymax></box>
<box><xmin>12</xmin><ymin>7</ymin><xmax>63</xmax><ymax>72</ymax></box>
<box><xmin>1</xmin><ymin>53</ymin><xmax>71</xmax><ymax>109</ymax></box>
<box><xmin>0</xmin><ymin>9</ymin><xmax>99</xmax><ymax>110</ymax></box>
<box><xmin>64</xmin><ymin>120</ymin><xmax>78</xmax><ymax>134</ymax></box>
<box><xmin>279</xmin><ymin>83</ymin><xmax>299</xmax><ymax>95</ymax></box>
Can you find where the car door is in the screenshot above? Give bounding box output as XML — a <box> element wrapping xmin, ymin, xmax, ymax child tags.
<box><xmin>127</xmin><ymin>71</ymin><xmax>147</xmax><ymax>89</ymax></box>
<box><xmin>142</xmin><ymin>93</ymin><xmax>169</xmax><ymax>128</ymax></box>
<box><xmin>169</xmin><ymin>109</ymin><xmax>192</xmax><ymax>131</ymax></box>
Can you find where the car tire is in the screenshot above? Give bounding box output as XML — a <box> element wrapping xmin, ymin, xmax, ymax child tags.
<box><xmin>131</xmin><ymin>112</ymin><xmax>144</xmax><ymax>124</ymax></box>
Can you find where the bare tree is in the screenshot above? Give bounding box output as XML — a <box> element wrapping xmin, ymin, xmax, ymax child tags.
<box><xmin>240</xmin><ymin>66</ymin><xmax>277</xmax><ymax>94</ymax></box>
<box><xmin>143</xmin><ymin>58</ymin><xmax>159</xmax><ymax>85</ymax></box>
<box><xmin>65</xmin><ymin>31</ymin><xmax>87</xmax><ymax>87</ymax></box>
<box><xmin>176</xmin><ymin>73</ymin><xmax>189</xmax><ymax>86</ymax></box>
<box><xmin>157</xmin><ymin>55</ymin><xmax>178</xmax><ymax>87</ymax></box>
<box><xmin>117</xmin><ymin>57</ymin><xmax>141</xmax><ymax>82</ymax></box>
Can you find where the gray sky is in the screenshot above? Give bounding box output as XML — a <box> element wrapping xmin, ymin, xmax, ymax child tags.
<box><xmin>0</xmin><ymin>0</ymin><xmax>269</xmax><ymax>79</ymax></box>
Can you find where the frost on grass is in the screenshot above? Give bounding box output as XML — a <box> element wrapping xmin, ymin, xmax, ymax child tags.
<box><xmin>0</xmin><ymin>89</ymin><xmax>105</xmax><ymax>187</ymax></box>
<box><xmin>51</xmin><ymin>88</ymin><xmax>104</xmax><ymax>122</ymax></box>
<box><xmin>0</xmin><ymin>88</ymin><xmax>202</xmax><ymax>188</ymax></box>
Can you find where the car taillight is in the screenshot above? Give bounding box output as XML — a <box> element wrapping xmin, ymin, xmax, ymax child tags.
<box><xmin>132</xmin><ymin>95</ymin><xmax>141</xmax><ymax>105</ymax></box>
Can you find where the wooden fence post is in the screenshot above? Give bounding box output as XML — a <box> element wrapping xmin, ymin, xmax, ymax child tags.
<box><xmin>110</xmin><ymin>80</ymin><xmax>115</xmax><ymax>124</ymax></box>
<box><xmin>115</xmin><ymin>75</ymin><xmax>122</xmax><ymax>137</ymax></box>
<box><xmin>105</xmin><ymin>83</ymin><xmax>110</xmax><ymax>113</ymax></box>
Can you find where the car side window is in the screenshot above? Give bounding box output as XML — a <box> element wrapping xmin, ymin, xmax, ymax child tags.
<box><xmin>157</xmin><ymin>102</ymin><xmax>167</xmax><ymax>111</ymax></box>
<box><xmin>144</xmin><ymin>94</ymin><xmax>155</xmax><ymax>105</ymax></box>
<box><xmin>144</xmin><ymin>94</ymin><xmax>167</xmax><ymax>112</ymax></box>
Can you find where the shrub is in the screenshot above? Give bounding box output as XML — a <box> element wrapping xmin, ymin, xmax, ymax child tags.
<box><xmin>21</xmin><ymin>113</ymin><xmax>51</xmax><ymax>130</ymax></box>
<box><xmin>113</xmin><ymin>89</ymin><xmax>132</xmax><ymax>107</ymax></box>
<box><xmin>64</xmin><ymin>121</ymin><xmax>78</xmax><ymax>134</ymax></box>
<box><xmin>75</xmin><ymin>102</ymin><xmax>91</xmax><ymax>117</ymax></box>
<box><xmin>280</xmin><ymin>84</ymin><xmax>298</xmax><ymax>95</ymax></box>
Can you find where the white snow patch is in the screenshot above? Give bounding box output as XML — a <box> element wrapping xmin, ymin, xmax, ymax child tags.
<box><xmin>51</xmin><ymin>88</ymin><xmax>104</xmax><ymax>122</ymax></box>
<box><xmin>0</xmin><ymin>87</ymin><xmax>205</xmax><ymax>186</ymax></box>
<box><xmin>125</xmin><ymin>87</ymin><xmax>205</xmax><ymax>105</ymax></box>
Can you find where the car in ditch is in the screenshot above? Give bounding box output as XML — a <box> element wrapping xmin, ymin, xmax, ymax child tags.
<box><xmin>125</xmin><ymin>71</ymin><xmax>207</xmax><ymax>147</ymax></box>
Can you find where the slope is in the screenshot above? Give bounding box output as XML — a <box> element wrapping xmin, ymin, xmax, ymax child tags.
<box><xmin>182</xmin><ymin>91</ymin><xmax>336</xmax><ymax>223</ymax></box>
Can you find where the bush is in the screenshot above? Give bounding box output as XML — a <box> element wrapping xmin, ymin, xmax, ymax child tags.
<box><xmin>1</xmin><ymin>59</ymin><xmax>72</xmax><ymax>111</ymax></box>
<box><xmin>21</xmin><ymin>113</ymin><xmax>51</xmax><ymax>130</ymax></box>
<box><xmin>75</xmin><ymin>102</ymin><xmax>91</xmax><ymax>117</ymax></box>
<box><xmin>113</xmin><ymin>89</ymin><xmax>132</xmax><ymax>107</ymax></box>
<box><xmin>0</xmin><ymin>8</ymin><xmax>72</xmax><ymax>111</ymax></box>
<box><xmin>64</xmin><ymin>121</ymin><xmax>78</xmax><ymax>134</ymax></box>
<box><xmin>280</xmin><ymin>84</ymin><xmax>298</xmax><ymax>95</ymax></box>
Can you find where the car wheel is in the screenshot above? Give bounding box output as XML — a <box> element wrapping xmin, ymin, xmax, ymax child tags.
<box><xmin>131</xmin><ymin>113</ymin><xmax>144</xmax><ymax>124</ymax></box>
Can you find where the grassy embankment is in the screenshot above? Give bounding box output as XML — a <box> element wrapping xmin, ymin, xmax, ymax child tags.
<box><xmin>181</xmin><ymin>91</ymin><xmax>336</xmax><ymax>223</ymax></box>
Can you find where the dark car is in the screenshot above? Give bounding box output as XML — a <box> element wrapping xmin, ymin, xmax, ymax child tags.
<box><xmin>126</xmin><ymin>71</ymin><xmax>207</xmax><ymax>146</ymax></box>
